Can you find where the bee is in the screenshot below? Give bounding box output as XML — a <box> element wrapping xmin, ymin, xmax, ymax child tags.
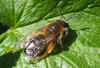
<box><xmin>18</xmin><ymin>20</ymin><xmax>69</xmax><ymax>60</ymax></box>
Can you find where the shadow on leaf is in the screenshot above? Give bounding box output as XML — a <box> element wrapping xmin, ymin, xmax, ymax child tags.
<box><xmin>0</xmin><ymin>23</ymin><xmax>9</xmax><ymax>34</ymax></box>
<box><xmin>0</xmin><ymin>51</ymin><xmax>21</xmax><ymax>68</ymax></box>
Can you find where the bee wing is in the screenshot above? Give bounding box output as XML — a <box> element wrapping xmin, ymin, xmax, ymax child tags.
<box><xmin>16</xmin><ymin>26</ymin><xmax>44</xmax><ymax>49</ymax></box>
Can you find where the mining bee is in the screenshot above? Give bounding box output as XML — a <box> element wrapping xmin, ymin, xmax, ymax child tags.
<box><xmin>17</xmin><ymin>6</ymin><xmax>77</xmax><ymax>62</ymax></box>
<box><xmin>18</xmin><ymin>20</ymin><xmax>69</xmax><ymax>61</ymax></box>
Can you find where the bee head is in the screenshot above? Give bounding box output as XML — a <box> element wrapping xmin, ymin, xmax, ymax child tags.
<box><xmin>24</xmin><ymin>40</ymin><xmax>39</xmax><ymax>57</ymax></box>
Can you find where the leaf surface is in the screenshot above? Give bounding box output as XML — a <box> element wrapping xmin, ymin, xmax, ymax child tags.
<box><xmin>0</xmin><ymin>0</ymin><xmax>100</xmax><ymax>68</ymax></box>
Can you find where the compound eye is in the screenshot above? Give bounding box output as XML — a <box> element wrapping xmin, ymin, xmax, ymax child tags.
<box><xmin>34</xmin><ymin>47</ymin><xmax>39</xmax><ymax>52</ymax></box>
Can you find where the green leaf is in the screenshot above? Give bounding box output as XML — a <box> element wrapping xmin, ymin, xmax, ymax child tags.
<box><xmin>0</xmin><ymin>0</ymin><xmax>100</xmax><ymax>68</ymax></box>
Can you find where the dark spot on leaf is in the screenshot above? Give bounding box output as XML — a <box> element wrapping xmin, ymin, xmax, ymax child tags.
<box><xmin>0</xmin><ymin>50</ymin><xmax>21</xmax><ymax>68</ymax></box>
<box><xmin>0</xmin><ymin>23</ymin><xmax>9</xmax><ymax>34</ymax></box>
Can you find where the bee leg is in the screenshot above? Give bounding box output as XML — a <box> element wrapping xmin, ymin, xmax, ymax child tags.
<box><xmin>64</xmin><ymin>28</ymin><xmax>69</xmax><ymax>36</ymax></box>
<box><xmin>57</xmin><ymin>33</ymin><xmax>64</xmax><ymax>49</ymax></box>
<box><xmin>40</xmin><ymin>42</ymin><xmax>55</xmax><ymax>59</ymax></box>
<box><xmin>58</xmin><ymin>28</ymin><xmax>69</xmax><ymax>49</ymax></box>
